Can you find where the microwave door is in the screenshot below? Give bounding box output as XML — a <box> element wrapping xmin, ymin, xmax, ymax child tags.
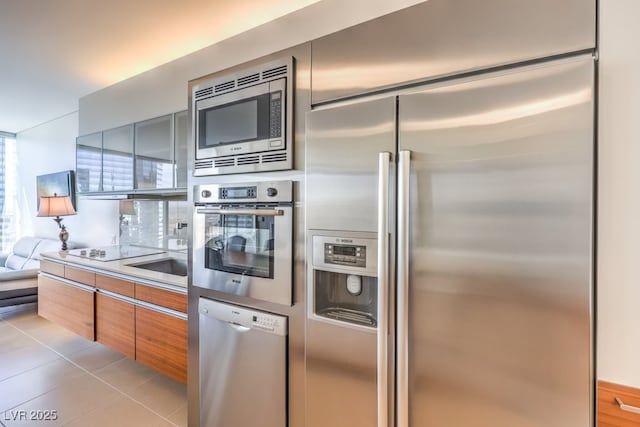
<box><xmin>195</xmin><ymin>78</ymin><xmax>285</xmax><ymax>160</ymax></box>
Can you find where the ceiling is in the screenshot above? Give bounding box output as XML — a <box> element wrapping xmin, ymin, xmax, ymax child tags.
<box><xmin>0</xmin><ymin>0</ymin><xmax>321</xmax><ymax>134</ymax></box>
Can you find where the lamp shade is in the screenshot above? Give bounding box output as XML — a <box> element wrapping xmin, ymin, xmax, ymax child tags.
<box><xmin>119</xmin><ymin>200</ymin><xmax>136</xmax><ymax>216</ymax></box>
<box><xmin>38</xmin><ymin>195</ymin><xmax>76</xmax><ymax>217</ymax></box>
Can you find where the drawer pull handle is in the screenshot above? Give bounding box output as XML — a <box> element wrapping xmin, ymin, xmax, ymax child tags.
<box><xmin>616</xmin><ymin>397</ymin><xmax>640</xmax><ymax>414</ymax></box>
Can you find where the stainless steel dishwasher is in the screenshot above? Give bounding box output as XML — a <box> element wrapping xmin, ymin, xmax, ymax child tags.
<box><xmin>198</xmin><ymin>297</ymin><xmax>288</xmax><ymax>427</ymax></box>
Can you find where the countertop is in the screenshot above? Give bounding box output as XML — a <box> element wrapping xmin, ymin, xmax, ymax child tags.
<box><xmin>40</xmin><ymin>249</ymin><xmax>187</xmax><ymax>290</ymax></box>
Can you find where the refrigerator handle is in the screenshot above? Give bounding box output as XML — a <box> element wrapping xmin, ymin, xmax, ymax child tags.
<box><xmin>377</xmin><ymin>151</ymin><xmax>391</xmax><ymax>427</ymax></box>
<box><xmin>397</xmin><ymin>150</ymin><xmax>411</xmax><ymax>427</ymax></box>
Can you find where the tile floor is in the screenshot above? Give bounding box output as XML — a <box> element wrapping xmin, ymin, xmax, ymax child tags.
<box><xmin>0</xmin><ymin>303</ymin><xmax>187</xmax><ymax>427</ymax></box>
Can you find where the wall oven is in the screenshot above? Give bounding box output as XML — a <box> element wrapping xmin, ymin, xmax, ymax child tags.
<box><xmin>192</xmin><ymin>181</ymin><xmax>293</xmax><ymax>306</ymax></box>
<box><xmin>192</xmin><ymin>57</ymin><xmax>293</xmax><ymax>176</ymax></box>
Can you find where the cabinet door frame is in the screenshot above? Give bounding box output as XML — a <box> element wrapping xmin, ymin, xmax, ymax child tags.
<box><xmin>135</xmin><ymin>304</ymin><xmax>188</xmax><ymax>383</ymax></box>
<box><xmin>95</xmin><ymin>291</ymin><xmax>136</xmax><ymax>359</ymax></box>
<box><xmin>38</xmin><ymin>273</ymin><xmax>95</xmax><ymax>341</ymax></box>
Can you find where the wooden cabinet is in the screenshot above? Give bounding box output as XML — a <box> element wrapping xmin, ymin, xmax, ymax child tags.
<box><xmin>136</xmin><ymin>306</ymin><xmax>187</xmax><ymax>383</ymax></box>
<box><xmin>95</xmin><ymin>293</ymin><xmax>135</xmax><ymax>359</ymax></box>
<box><xmin>39</xmin><ymin>261</ymin><xmax>187</xmax><ymax>383</ymax></box>
<box><xmin>599</xmin><ymin>381</ymin><xmax>640</xmax><ymax>426</ymax></box>
<box><xmin>135</xmin><ymin>283</ymin><xmax>187</xmax><ymax>313</ymax></box>
<box><xmin>38</xmin><ymin>275</ymin><xmax>95</xmax><ymax>341</ymax></box>
<box><xmin>64</xmin><ymin>265</ymin><xmax>95</xmax><ymax>285</ymax></box>
<box><xmin>96</xmin><ymin>273</ymin><xmax>135</xmax><ymax>298</ymax></box>
<box><xmin>40</xmin><ymin>259</ymin><xmax>64</xmax><ymax>276</ymax></box>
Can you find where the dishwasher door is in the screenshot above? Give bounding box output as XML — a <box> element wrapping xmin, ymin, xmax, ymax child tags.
<box><xmin>198</xmin><ymin>298</ymin><xmax>288</xmax><ymax>427</ymax></box>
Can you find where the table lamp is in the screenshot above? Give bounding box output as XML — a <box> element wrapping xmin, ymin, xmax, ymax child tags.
<box><xmin>37</xmin><ymin>194</ymin><xmax>77</xmax><ymax>250</ymax></box>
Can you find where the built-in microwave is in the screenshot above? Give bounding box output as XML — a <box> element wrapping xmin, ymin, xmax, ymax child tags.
<box><xmin>192</xmin><ymin>57</ymin><xmax>293</xmax><ymax>176</ymax></box>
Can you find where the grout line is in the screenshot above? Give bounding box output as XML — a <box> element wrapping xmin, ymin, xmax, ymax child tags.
<box><xmin>3</xmin><ymin>314</ymin><xmax>180</xmax><ymax>427</ymax></box>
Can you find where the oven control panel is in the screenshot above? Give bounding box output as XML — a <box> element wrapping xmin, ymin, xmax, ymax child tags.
<box><xmin>194</xmin><ymin>181</ymin><xmax>292</xmax><ymax>204</ymax></box>
<box><xmin>219</xmin><ymin>186</ymin><xmax>257</xmax><ymax>200</ymax></box>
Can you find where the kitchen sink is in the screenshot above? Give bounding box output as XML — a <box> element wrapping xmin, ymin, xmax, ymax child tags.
<box><xmin>127</xmin><ymin>258</ymin><xmax>188</xmax><ymax>277</ymax></box>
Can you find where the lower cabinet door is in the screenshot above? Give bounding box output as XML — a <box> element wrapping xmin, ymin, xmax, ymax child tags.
<box><xmin>38</xmin><ymin>275</ymin><xmax>95</xmax><ymax>341</ymax></box>
<box><xmin>135</xmin><ymin>306</ymin><xmax>187</xmax><ymax>383</ymax></box>
<box><xmin>96</xmin><ymin>293</ymin><xmax>135</xmax><ymax>359</ymax></box>
<box><xmin>599</xmin><ymin>381</ymin><xmax>640</xmax><ymax>426</ymax></box>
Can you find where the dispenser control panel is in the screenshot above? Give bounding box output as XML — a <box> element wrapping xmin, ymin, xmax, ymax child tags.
<box><xmin>310</xmin><ymin>232</ymin><xmax>377</xmax><ymax>277</ymax></box>
<box><xmin>324</xmin><ymin>243</ymin><xmax>366</xmax><ymax>267</ymax></box>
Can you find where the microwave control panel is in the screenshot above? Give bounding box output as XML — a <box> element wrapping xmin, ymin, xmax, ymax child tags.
<box><xmin>270</xmin><ymin>91</ymin><xmax>282</xmax><ymax>139</ymax></box>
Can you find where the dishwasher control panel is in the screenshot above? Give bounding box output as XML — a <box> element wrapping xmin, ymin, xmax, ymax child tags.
<box><xmin>199</xmin><ymin>298</ymin><xmax>288</xmax><ymax>336</ymax></box>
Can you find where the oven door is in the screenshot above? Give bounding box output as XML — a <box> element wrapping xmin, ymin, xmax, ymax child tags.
<box><xmin>193</xmin><ymin>205</ymin><xmax>292</xmax><ymax>305</ymax></box>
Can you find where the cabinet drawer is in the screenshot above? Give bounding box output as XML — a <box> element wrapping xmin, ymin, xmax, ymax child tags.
<box><xmin>599</xmin><ymin>381</ymin><xmax>640</xmax><ymax>426</ymax></box>
<box><xmin>40</xmin><ymin>259</ymin><xmax>64</xmax><ymax>276</ymax></box>
<box><xmin>65</xmin><ymin>265</ymin><xmax>95</xmax><ymax>286</ymax></box>
<box><xmin>136</xmin><ymin>306</ymin><xmax>187</xmax><ymax>383</ymax></box>
<box><xmin>135</xmin><ymin>284</ymin><xmax>187</xmax><ymax>313</ymax></box>
<box><xmin>96</xmin><ymin>293</ymin><xmax>135</xmax><ymax>359</ymax></box>
<box><xmin>38</xmin><ymin>275</ymin><xmax>95</xmax><ymax>341</ymax></box>
<box><xmin>96</xmin><ymin>274</ymin><xmax>135</xmax><ymax>298</ymax></box>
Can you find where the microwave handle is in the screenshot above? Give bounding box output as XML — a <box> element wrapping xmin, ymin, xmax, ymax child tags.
<box><xmin>195</xmin><ymin>208</ymin><xmax>284</xmax><ymax>216</ymax></box>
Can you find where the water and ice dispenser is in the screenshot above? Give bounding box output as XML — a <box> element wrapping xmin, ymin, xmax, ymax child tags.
<box><xmin>307</xmin><ymin>230</ymin><xmax>378</xmax><ymax>329</ymax></box>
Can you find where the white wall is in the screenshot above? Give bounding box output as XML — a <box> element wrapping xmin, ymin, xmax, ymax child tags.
<box><xmin>598</xmin><ymin>0</ymin><xmax>640</xmax><ymax>388</ymax></box>
<box><xmin>16</xmin><ymin>113</ymin><xmax>118</xmax><ymax>248</ymax></box>
<box><xmin>78</xmin><ymin>0</ymin><xmax>425</xmax><ymax>134</ymax></box>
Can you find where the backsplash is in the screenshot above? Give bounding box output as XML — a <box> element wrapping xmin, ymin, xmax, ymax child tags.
<box><xmin>119</xmin><ymin>200</ymin><xmax>188</xmax><ymax>251</ymax></box>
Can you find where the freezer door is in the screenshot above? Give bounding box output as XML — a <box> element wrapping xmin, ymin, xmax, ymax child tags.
<box><xmin>397</xmin><ymin>57</ymin><xmax>594</xmax><ymax>427</ymax></box>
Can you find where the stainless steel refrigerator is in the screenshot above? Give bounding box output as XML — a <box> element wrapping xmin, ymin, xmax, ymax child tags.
<box><xmin>305</xmin><ymin>55</ymin><xmax>594</xmax><ymax>427</ymax></box>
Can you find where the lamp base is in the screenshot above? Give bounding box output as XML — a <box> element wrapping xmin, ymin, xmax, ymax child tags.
<box><xmin>58</xmin><ymin>223</ymin><xmax>69</xmax><ymax>251</ymax></box>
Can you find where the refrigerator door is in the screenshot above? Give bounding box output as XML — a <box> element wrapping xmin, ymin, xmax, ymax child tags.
<box><xmin>305</xmin><ymin>97</ymin><xmax>396</xmax><ymax>427</ymax></box>
<box><xmin>397</xmin><ymin>56</ymin><xmax>594</xmax><ymax>427</ymax></box>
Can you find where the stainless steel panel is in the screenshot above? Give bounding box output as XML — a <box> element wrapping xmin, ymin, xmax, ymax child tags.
<box><xmin>306</xmin><ymin>229</ymin><xmax>379</xmax><ymax>427</ymax></box>
<box><xmin>198</xmin><ymin>298</ymin><xmax>287</xmax><ymax>427</ymax></box>
<box><xmin>306</xmin><ymin>318</ymin><xmax>377</xmax><ymax>427</ymax></box>
<box><xmin>194</xmin><ymin>180</ymin><xmax>293</xmax><ymax>204</ymax></box>
<box><xmin>311</xmin><ymin>0</ymin><xmax>595</xmax><ymax>104</ymax></box>
<box><xmin>396</xmin><ymin>150</ymin><xmax>410</xmax><ymax>427</ymax></box>
<box><xmin>188</xmin><ymin>43</ymin><xmax>311</xmax><ymax>427</ymax></box>
<box><xmin>398</xmin><ymin>57</ymin><xmax>594</xmax><ymax>426</ymax></box>
<box><xmin>376</xmin><ymin>152</ymin><xmax>391</xmax><ymax>427</ymax></box>
<box><xmin>306</xmin><ymin>97</ymin><xmax>396</xmax><ymax>232</ymax></box>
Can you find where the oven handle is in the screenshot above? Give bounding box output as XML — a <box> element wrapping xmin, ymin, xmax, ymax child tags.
<box><xmin>195</xmin><ymin>208</ymin><xmax>285</xmax><ymax>216</ymax></box>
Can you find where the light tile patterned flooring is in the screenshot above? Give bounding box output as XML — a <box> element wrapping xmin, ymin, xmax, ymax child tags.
<box><xmin>0</xmin><ymin>303</ymin><xmax>187</xmax><ymax>427</ymax></box>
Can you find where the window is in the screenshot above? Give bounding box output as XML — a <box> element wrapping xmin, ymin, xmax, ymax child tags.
<box><xmin>0</xmin><ymin>134</ymin><xmax>17</xmax><ymax>252</ymax></box>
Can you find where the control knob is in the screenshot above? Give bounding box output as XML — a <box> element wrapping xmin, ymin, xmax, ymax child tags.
<box><xmin>266</xmin><ymin>187</ymin><xmax>278</xmax><ymax>197</ymax></box>
<box><xmin>201</xmin><ymin>190</ymin><xmax>212</xmax><ymax>198</ymax></box>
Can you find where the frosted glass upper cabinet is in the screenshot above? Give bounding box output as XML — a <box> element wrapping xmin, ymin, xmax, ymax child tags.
<box><xmin>76</xmin><ymin>132</ymin><xmax>102</xmax><ymax>193</ymax></box>
<box><xmin>134</xmin><ymin>115</ymin><xmax>173</xmax><ymax>190</ymax></box>
<box><xmin>174</xmin><ymin>111</ymin><xmax>188</xmax><ymax>189</ymax></box>
<box><xmin>102</xmin><ymin>124</ymin><xmax>134</xmax><ymax>191</ymax></box>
